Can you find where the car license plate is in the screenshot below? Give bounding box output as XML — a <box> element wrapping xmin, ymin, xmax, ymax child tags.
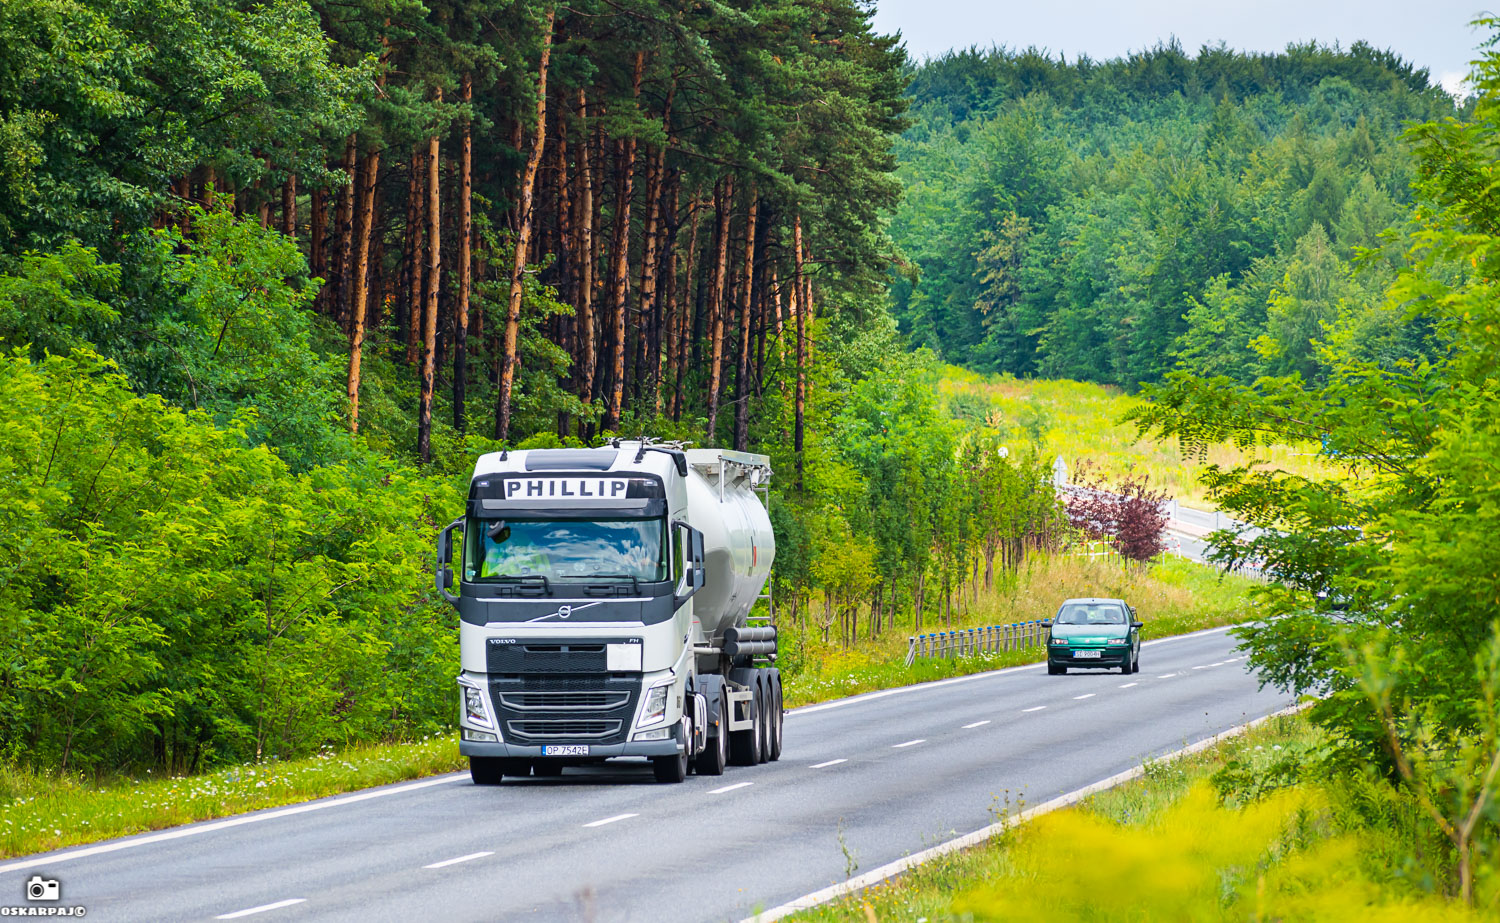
<box><xmin>1072</xmin><ymin>649</ymin><xmax>1102</xmax><ymax>659</ymax></box>
<box><xmin>543</xmin><ymin>745</ymin><xmax>589</xmax><ymax>757</ymax></box>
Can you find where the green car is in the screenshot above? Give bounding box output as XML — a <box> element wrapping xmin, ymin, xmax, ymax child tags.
<box><xmin>1046</xmin><ymin>597</ymin><xmax>1142</xmax><ymax>675</ymax></box>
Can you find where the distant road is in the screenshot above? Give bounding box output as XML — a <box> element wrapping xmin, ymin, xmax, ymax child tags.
<box><xmin>1</xmin><ymin>627</ymin><xmax>1287</xmax><ymax>922</ymax></box>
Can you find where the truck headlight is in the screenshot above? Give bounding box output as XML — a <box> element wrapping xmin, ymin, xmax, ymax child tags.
<box><xmin>463</xmin><ymin>685</ymin><xmax>491</xmax><ymax>727</ymax></box>
<box><xmin>462</xmin><ymin>729</ymin><xmax>498</xmax><ymax>742</ymax></box>
<box><xmin>634</xmin><ymin>727</ymin><xmax>672</xmax><ymax>741</ymax></box>
<box><xmin>639</xmin><ymin>684</ymin><xmax>670</xmax><ymax>727</ymax></box>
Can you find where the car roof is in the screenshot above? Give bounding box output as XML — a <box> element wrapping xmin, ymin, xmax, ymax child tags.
<box><xmin>1058</xmin><ymin>598</ymin><xmax>1128</xmax><ymax>606</ymax></box>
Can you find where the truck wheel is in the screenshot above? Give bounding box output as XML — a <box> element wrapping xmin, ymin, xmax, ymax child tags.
<box><xmin>729</xmin><ymin>689</ymin><xmax>762</xmax><ymax>766</ymax></box>
<box><xmin>768</xmin><ymin>671</ymin><xmax>784</xmax><ymax>762</ymax></box>
<box><xmin>755</xmin><ymin>677</ymin><xmax>771</xmax><ymax>764</ymax></box>
<box><xmin>695</xmin><ymin>697</ymin><xmax>728</xmax><ymax>776</ymax></box>
<box><xmin>469</xmin><ymin>757</ymin><xmax>505</xmax><ymax>785</ymax></box>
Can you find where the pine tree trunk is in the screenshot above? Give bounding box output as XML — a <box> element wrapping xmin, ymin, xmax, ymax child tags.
<box><xmin>574</xmin><ymin>89</ymin><xmax>596</xmax><ymax>426</ymax></box>
<box><xmin>671</xmin><ymin>191</ymin><xmax>702</xmax><ymax>420</ymax></box>
<box><xmin>636</xmin><ymin>145</ymin><xmax>665</xmax><ymax>414</ymax></box>
<box><xmin>496</xmin><ymin>8</ymin><xmax>556</xmax><ymax>442</ymax></box>
<box><xmin>655</xmin><ymin>171</ymin><xmax>680</xmax><ymax>416</ymax></box>
<box><xmin>454</xmin><ymin>74</ymin><xmax>474</xmax><ymax>434</ymax></box>
<box><xmin>399</xmin><ymin>152</ymin><xmax>421</xmax><ymax>363</ymax></box>
<box><xmin>417</xmin><ymin>92</ymin><xmax>442</xmax><ymax>465</ymax></box>
<box><xmin>333</xmin><ymin>135</ymin><xmax>357</xmax><ymax>327</ymax></box>
<box><xmin>601</xmin><ymin>50</ymin><xmax>644</xmax><ymax>433</ymax></box>
<box><xmin>733</xmin><ymin>189</ymin><xmax>758</xmax><ymax>451</ymax></box>
<box><xmin>310</xmin><ymin>187</ymin><xmax>326</xmax><ymax>298</ymax></box>
<box><xmin>704</xmin><ymin>176</ymin><xmax>733</xmax><ymax>442</ymax></box>
<box><xmin>793</xmin><ymin>214</ymin><xmax>807</xmax><ymax>490</ymax></box>
<box><xmin>346</xmin><ymin>147</ymin><xmax>382</xmax><ymax>433</ymax></box>
<box><xmin>281</xmin><ymin>175</ymin><xmax>297</xmax><ymax>239</ymax></box>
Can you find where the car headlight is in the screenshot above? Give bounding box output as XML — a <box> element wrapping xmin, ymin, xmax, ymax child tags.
<box><xmin>463</xmin><ymin>685</ymin><xmax>491</xmax><ymax>727</ymax></box>
<box><xmin>639</xmin><ymin>684</ymin><xmax>670</xmax><ymax>727</ymax></box>
<box><xmin>1106</xmin><ymin>638</ymin><xmax>1128</xmax><ymax>645</ymax></box>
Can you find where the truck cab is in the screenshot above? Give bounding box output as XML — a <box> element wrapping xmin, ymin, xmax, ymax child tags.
<box><xmin>436</xmin><ymin>441</ymin><xmax>780</xmax><ymax>784</ymax></box>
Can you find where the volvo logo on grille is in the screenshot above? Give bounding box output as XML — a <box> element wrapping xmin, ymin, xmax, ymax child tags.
<box><xmin>527</xmin><ymin>601</ymin><xmax>602</xmax><ymax>623</ymax></box>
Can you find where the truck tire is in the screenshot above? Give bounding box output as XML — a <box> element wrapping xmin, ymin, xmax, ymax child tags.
<box><xmin>767</xmin><ymin>670</ymin><xmax>783</xmax><ymax>762</ymax></box>
<box><xmin>469</xmin><ymin>756</ymin><xmax>506</xmax><ymax>785</ymax></box>
<box><xmin>652</xmin><ymin>717</ymin><xmax>690</xmax><ymax>783</ymax></box>
<box><xmin>729</xmin><ymin>688</ymin><xmax>762</xmax><ymax>766</ymax></box>
<box><xmin>695</xmin><ymin>696</ymin><xmax>728</xmax><ymax>776</ymax></box>
<box><xmin>755</xmin><ymin>675</ymin><xmax>771</xmax><ymax>764</ymax></box>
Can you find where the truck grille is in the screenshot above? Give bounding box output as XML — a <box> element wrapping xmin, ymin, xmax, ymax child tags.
<box><xmin>499</xmin><ymin>691</ymin><xmax>630</xmax><ymax>710</ymax></box>
<box><xmin>507</xmin><ymin>719</ymin><xmax>621</xmax><ymax>740</ymax></box>
<box><xmin>489</xmin><ymin>672</ymin><xmax>638</xmax><ymax>746</ymax></box>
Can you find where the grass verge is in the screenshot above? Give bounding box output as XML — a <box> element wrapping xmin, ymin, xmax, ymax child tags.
<box><xmin>785</xmin><ymin>713</ymin><xmax>1489</xmax><ymax>922</ymax></box>
<box><xmin>0</xmin><ymin>735</ymin><xmax>463</xmax><ymax>860</ymax></box>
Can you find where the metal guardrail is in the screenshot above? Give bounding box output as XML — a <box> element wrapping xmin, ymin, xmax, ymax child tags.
<box><xmin>905</xmin><ymin>620</ymin><xmax>1048</xmax><ymax>667</ymax></box>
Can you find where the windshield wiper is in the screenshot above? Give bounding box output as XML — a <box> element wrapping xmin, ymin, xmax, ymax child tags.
<box><xmin>578</xmin><ymin>573</ymin><xmax>641</xmax><ymax>593</ymax></box>
<box><xmin>488</xmin><ymin>574</ymin><xmax>550</xmax><ymax>594</ymax></box>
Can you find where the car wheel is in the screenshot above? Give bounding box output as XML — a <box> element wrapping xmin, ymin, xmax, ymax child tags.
<box><xmin>1132</xmin><ymin>651</ymin><xmax>1141</xmax><ymax>674</ymax></box>
<box><xmin>1120</xmin><ymin>651</ymin><xmax>1133</xmax><ymax>675</ymax></box>
<box><xmin>1048</xmin><ymin>663</ymin><xmax>1065</xmax><ymax>675</ymax></box>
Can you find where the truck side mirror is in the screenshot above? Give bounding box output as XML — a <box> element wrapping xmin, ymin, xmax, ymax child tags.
<box><xmin>435</xmin><ymin>518</ymin><xmax>463</xmax><ymax>606</ymax></box>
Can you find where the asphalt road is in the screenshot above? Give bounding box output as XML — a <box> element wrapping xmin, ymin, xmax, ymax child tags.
<box><xmin>1</xmin><ymin>626</ymin><xmax>1290</xmax><ymax>923</ymax></box>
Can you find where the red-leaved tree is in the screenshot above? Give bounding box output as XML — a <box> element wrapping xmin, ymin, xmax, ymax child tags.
<box><xmin>1063</xmin><ymin>462</ymin><xmax>1169</xmax><ymax>563</ymax></box>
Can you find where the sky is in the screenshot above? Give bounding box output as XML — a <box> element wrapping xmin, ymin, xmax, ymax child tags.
<box><xmin>869</xmin><ymin>0</ymin><xmax>1490</xmax><ymax>96</ymax></box>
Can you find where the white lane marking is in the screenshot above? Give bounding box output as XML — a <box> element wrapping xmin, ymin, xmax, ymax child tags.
<box><xmin>0</xmin><ymin>774</ymin><xmax>466</xmax><ymax>875</ymax></box>
<box><xmin>892</xmin><ymin>739</ymin><xmax>926</xmax><ymax>748</ymax></box>
<box><xmin>1022</xmin><ymin>706</ymin><xmax>1046</xmax><ymax>713</ymax></box>
<box><xmin>216</xmin><ymin>899</ymin><xmax>307</xmax><ymax>919</ymax></box>
<box><xmin>786</xmin><ymin>625</ymin><xmax>1238</xmax><ymax>719</ymax></box>
<box><xmin>744</xmin><ymin>701</ymin><xmax>1310</xmax><ymax>923</ymax></box>
<box><xmin>583</xmin><ymin>813</ymin><xmax>639</xmax><ymax>828</ymax></box>
<box><xmin>1073</xmin><ymin>693</ymin><xmax>1095</xmax><ymax>700</ymax></box>
<box><xmin>962</xmin><ymin>720</ymin><xmax>991</xmax><ymax>729</ymax></box>
<box><xmin>1158</xmin><ymin>674</ymin><xmax>1177</xmax><ymax>679</ymax></box>
<box><xmin>1211</xmin><ymin>662</ymin><xmax>1227</xmax><ymax>667</ymax></box>
<box><xmin>1193</xmin><ymin>665</ymin><xmax>1212</xmax><ymax>670</ymax></box>
<box><xmin>424</xmin><ymin>851</ymin><xmax>493</xmax><ymax>869</ymax></box>
<box><xmin>1119</xmin><ymin>683</ymin><xmax>1139</xmax><ymax>689</ymax></box>
<box><xmin>809</xmin><ymin>759</ymin><xmax>847</xmax><ymax>769</ymax></box>
<box><xmin>710</xmin><ymin>782</ymin><xmax>754</xmax><ymax>794</ymax></box>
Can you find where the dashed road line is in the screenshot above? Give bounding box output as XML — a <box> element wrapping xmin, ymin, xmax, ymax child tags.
<box><xmin>1158</xmin><ymin>674</ymin><xmax>1177</xmax><ymax>679</ymax></box>
<box><xmin>809</xmin><ymin>759</ymin><xmax>847</xmax><ymax>769</ymax></box>
<box><xmin>962</xmin><ymin>720</ymin><xmax>991</xmax><ymax>729</ymax></box>
<box><xmin>424</xmin><ymin>851</ymin><xmax>493</xmax><ymax>869</ymax></box>
<box><xmin>710</xmin><ymin>782</ymin><xmax>754</xmax><ymax>795</ymax></box>
<box><xmin>1073</xmin><ymin>694</ymin><xmax>1095</xmax><ymax>700</ymax></box>
<box><xmin>1119</xmin><ymin>682</ymin><xmax>1138</xmax><ymax>689</ymax></box>
<box><xmin>1192</xmin><ymin>665</ymin><xmax>1211</xmax><ymax>670</ymax></box>
<box><xmin>1022</xmin><ymin>706</ymin><xmax>1046</xmax><ymax>713</ymax></box>
<box><xmin>583</xmin><ymin>813</ymin><xmax>639</xmax><ymax>828</ymax></box>
<box><xmin>216</xmin><ymin>899</ymin><xmax>307</xmax><ymax>919</ymax></box>
<box><xmin>892</xmin><ymin>739</ymin><xmax>926</xmax><ymax>749</ymax></box>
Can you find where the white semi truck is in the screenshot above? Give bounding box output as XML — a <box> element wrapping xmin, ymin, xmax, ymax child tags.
<box><xmin>436</xmin><ymin>440</ymin><xmax>782</xmax><ymax>784</ymax></box>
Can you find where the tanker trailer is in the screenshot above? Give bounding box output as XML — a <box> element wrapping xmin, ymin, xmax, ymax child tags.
<box><xmin>434</xmin><ymin>440</ymin><xmax>781</xmax><ymax>784</ymax></box>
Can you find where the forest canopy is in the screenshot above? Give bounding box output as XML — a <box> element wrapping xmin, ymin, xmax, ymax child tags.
<box><xmin>890</xmin><ymin>41</ymin><xmax>1461</xmax><ymax>389</ymax></box>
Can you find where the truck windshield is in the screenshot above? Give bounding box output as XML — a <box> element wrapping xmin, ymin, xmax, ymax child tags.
<box><xmin>467</xmin><ymin>518</ymin><xmax>668</xmax><ymax>583</ymax></box>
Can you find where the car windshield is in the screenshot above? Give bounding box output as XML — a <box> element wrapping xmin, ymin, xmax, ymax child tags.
<box><xmin>466</xmin><ymin>518</ymin><xmax>667</xmax><ymax>583</ymax></box>
<box><xmin>1055</xmin><ymin>603</ymin><xmax>1127</xmax><ymax>625</ymax></box>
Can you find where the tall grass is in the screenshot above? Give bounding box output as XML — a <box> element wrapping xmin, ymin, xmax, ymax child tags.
<box><xmin>939</xmin><ymin>367</ymin><xmax>1334</xmax><ymax>507</ymax></box>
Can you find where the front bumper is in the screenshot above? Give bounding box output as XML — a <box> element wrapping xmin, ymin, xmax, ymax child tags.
<box><xmin>1049</xmin><ymin>647</ymin><xmax>1130</xmax><ymax>667</ymax></box>
<box><xmin>460</xmin><ymin>718</ymin><xmax>686</xmax><ymax>759</ymax></box>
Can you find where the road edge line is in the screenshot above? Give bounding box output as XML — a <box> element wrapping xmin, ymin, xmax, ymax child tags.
<box><xmin>742</xmin><ymin>700</ymin><xmax>1310</xmax><ymax>923</ymax></box>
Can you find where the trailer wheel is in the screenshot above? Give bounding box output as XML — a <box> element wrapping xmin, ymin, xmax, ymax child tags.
<box><xmin>729</xmin><ymin>688</ymin><xmax>762</xmax><ymax>766</ymax></box>
<box><xmin>695</xmin><ymin>696</ymin><xmax>728</xmax><ymax>776</ymax></box>
<box><xmin>768</xmin><ymin>670</ymin><xmax>783</xmax><ymax>762</ymax></box>
<box><xmin>755</xmin><ymin>676</ymin><xmax>772</xmax><ymax>764</ymax></box>
<box><xmin>469</xmin><ymin>757</ymin><xmax>506</xmax><ymax>785</ymax></box>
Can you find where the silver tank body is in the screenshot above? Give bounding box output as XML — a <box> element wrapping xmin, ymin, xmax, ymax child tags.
<box><xmin>683</xmin><ymin>449</ymin><xmax>775</xmax><ymax>642</ymax></box>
